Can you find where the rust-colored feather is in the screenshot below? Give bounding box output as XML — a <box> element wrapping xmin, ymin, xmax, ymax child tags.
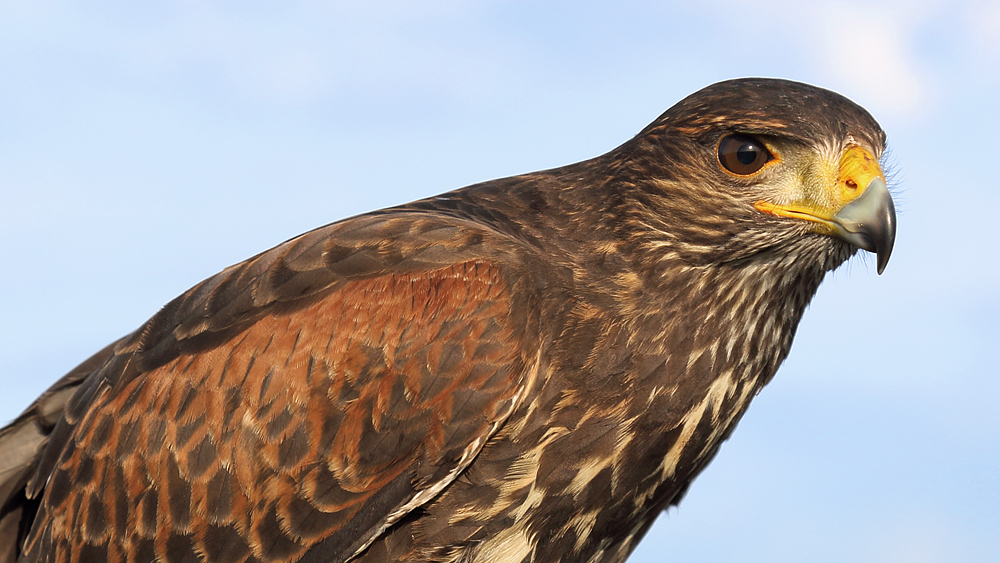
<box><xmin>20</xmin><ymin>260</ymin><xmax>534</xmax><ymax>563</ymax></box>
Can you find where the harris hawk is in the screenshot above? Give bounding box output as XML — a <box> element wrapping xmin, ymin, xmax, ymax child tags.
<box><xmin>0</xmin><ymin>78</ymin><xmax>895</xmax><ymax>563</ymax></box>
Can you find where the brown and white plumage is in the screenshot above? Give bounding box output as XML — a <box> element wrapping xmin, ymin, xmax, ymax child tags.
<box><xmin>0</xmin><ymin>78</ymin><xmax>895</xmax><ymax>563</ymax></box>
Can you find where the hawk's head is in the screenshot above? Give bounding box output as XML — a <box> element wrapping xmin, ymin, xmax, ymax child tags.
<box><xmin>614</xmin><ymin>78</ymin><xmax>895</xmax><ymax>277</ymax></box>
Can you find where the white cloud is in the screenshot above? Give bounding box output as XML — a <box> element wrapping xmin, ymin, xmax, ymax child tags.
<box><xmin>815</xmin><ymin>3</ymin><xmax>931</xmax><ymax>117</ymax></box>
<box><xmin>968</xmin><ymin>0</ymin><xmax>1000</xmax><ymax>61</ymax></box>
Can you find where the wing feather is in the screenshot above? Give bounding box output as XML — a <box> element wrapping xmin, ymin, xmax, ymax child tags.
<box><xmin>9</xmin><ymin>212</ymin><xmax>540</xmax><ymax>563</ymax></box>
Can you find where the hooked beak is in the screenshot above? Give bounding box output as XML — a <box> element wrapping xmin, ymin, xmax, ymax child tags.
<box><xmin>827</xmin><ymin>176</ymin><xmax>896</xmax><ymax>274</ymax></box>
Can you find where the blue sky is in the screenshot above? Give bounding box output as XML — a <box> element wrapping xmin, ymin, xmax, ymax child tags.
<box><xmin>1</xmin><ymin>1</ymin><xmax>998</xmax><ymax>561</ymax></box>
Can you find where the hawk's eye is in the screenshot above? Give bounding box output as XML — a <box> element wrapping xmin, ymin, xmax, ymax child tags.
<box><xmin>718</xmin><ymin>134</ymin><xmax>773</xmax><ymax>175</ymax></box>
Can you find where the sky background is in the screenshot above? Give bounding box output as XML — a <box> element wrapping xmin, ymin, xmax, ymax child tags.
<box><xmin>1</xmin><ymin>1</ymin><xmax>998</xmax><ymax>561</ymax></box>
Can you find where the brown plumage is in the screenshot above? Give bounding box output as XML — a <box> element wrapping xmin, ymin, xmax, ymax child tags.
<box><xmin>0</xmin><ymin>78</ymin><xmax>895</xmax><ymax>563</ymax></box>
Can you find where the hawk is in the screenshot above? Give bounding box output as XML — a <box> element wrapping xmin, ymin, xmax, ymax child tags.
<box><xmin>0</xmin><ymin>78</ymin><xmax>895</xmax><ymax>563</ymax></box>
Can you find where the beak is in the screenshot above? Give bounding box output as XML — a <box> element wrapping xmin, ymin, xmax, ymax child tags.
<box><xmin>828</xmin><ymin>176</ymin><xmax>896</xmax><ymax>274</ymax></box>
<box><xmin>755</xmin><ymin>145</ymin><xmax>897</xmax><ymax>274</ymax></box>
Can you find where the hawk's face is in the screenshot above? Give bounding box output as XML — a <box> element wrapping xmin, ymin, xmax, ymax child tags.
<box><xmin>619</xmin><ymin>78</ymin><xmax>895</xmax><ymax>277</ymax></box>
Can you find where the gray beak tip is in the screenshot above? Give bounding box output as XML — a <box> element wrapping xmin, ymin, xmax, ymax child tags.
<box><xmin>833</xmin><ymin>176</ymin><xmax>896</xmax><ymax>275</ymax></box>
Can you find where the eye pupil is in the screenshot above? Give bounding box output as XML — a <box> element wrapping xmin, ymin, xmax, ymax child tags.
<box><xmin>736</xmin><ymin>144</ymin><xmax>758</xmax><ymax>165</ymax></box>
<box><xmin>718</xmin><ymin>134</ymin><xmax>773</xmax><ymax>175</ymax></box>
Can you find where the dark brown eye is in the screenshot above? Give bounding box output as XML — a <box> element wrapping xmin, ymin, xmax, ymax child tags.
<box><xmin>718</xmin><ymin>134</ymin><xmax>773</xmax><ymax>175</ymax></box>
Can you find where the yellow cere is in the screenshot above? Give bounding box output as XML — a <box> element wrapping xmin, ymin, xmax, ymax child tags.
<box><xmin>836</xmin><ymin>144</ymin><xmax>886</xmax><ymax>203</ymax></box>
